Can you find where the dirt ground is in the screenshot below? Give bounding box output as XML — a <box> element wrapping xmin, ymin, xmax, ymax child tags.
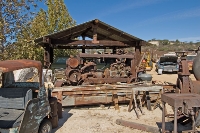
<box><xmin>52</xmin><ymin>67</ymin><xmax>197</xmax><ymax>133</ymax></box>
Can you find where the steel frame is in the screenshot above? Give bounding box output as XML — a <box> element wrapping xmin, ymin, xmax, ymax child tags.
<box><xmin>161</xmin><ymin>93</ymin><xmax>200</xmax><ymax>133</ymax></box>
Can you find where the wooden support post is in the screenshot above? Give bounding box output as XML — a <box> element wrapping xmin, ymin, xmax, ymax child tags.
<box><xmin>113</xmin><ymin>91</ymin><xmax>119</xmax><ymax>111</ymax></box>
<box><xmin>128</xmin><ymin>90</ymin><xmax>133</xmax><ymax>112</ymax></box>
<box><xmin>92</xmin><ymin>24</ymin><xmax>99</xmax><ymax>44</ymax></box>
<box><xmin>146</xmin><ymin>91</ymin><xmax>152</xmax><ymax>111</ymax></box>
<box><xmin>133</xmin><ymin>91</ymin><xmax>140</xmax><ymax>118</ymax></box>
<box><xmin>162</xmin><ymin>101</ymin><xmax>166</xmax><ymax>133</ymax></box>
<box><xmin>130</xmin><ymin>58</ymin><xmax>136</xmax><ymax>78</ymax></box>
<box><xmin>44</xmin><ymin>45</ymin><xmax>53</xmax><ymax>68</ymax></box>
<box><xmin>57</xmin><ymin>91</ymin><xmax>63</xmax><ymax>118</ymax></box>
<box><xmin>130</xmin><ymin>41</ymin><xmax>141</xmax><ymax>79</ymax></box>
<box><xmin>113</xmin><ymin>47</ymin><xmax>116</xmax><ymax>54</ymax></box>
<box><xmin>44</xmin><ymin>46</ymin><xmax>50</xmax><ymax>68</ymax></box>
<box><xmin>135</xmin><ymin>41</ymin><xmax>141</xmax><ymax>66</ymax></box>
<box><xmin>137</xmin><ymin>91</ymin><xmax>144</xmax><ymax>115</ymax></box>
<box><xmin>50</xmin><ymin>47</ymin><xmax>53</xmax><ymax>63</ymax></box>
<box><xmin>82</xmin><ymin>35</ymin><xmax>85</xmax><ymax>53</ymax></box>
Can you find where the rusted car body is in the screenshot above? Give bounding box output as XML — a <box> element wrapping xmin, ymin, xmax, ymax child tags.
<box><xmin>0</xmin><ymin>59</ymin><xmax>58</xmax><ymax>133</ymax></box>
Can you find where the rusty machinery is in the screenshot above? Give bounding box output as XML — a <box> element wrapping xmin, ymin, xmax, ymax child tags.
<box><xmin>176</xmin><ymin>50</ymin><xmax>200</xmax><ymax>94</ymax></box>
<box><xmin>161</xmin><ymin>47</ymin><xmax>200</xmax><ymax>132</ymax></box>
<box><xmin>57</xmin><ymin>49</ymin><xmax>145</xmax><ymax>86</ymax></box>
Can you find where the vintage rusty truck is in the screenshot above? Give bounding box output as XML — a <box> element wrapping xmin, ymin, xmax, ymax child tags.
<box><xmin>0</xmin><ymin>59</ymin><xmax>59</xmax><ymax>133</ymax></box>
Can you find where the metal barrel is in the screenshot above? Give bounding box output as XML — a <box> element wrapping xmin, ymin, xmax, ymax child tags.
<box><xmin>193</xmin><ymin>54</ymin><xmax>200</xmax><ymax>81</ymax></box>
<box><xmin>49</xmin><ymin>97</ymin><xmax>58</xmax><ymax>128</ymax></box>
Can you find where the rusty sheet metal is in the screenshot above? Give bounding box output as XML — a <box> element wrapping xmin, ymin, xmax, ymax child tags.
<box><xmin>192</xmin><ymin>81</ymin><xmax>200</xmax><ymax>94</ymax></box>
<box><xmin>0</xmin><ymin>59</ymin><xmax>43</xmax><ymax>86</ymax></box>
<box><xmin>161</xmin><ymin>93</ymin><xmax>200</xmax><ymax>107</ymax></box>
<box><xmin>0</xmin><ymin>59</ymin><xmax>42</xmax><ymax>73</ymax></box>
<box><xmin>54</xmin><ymin>80</ymin><xmax>65</xmax><ymax>87</ymax></box>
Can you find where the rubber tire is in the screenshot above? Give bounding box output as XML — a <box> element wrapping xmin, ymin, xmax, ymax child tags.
<box><xmin>38</xmin><ymin>119</ymin><xmax>52</xmax><ymax>133</ymax></box>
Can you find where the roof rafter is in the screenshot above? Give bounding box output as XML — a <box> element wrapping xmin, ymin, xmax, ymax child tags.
<box><xmin>34</xmin><ymin>19</ymin><xmax>146</xmax><ymax>48</ymax></box>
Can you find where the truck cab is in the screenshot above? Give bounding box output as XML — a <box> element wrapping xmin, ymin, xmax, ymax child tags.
<box><xmin>0</xmin><ymin>59</ymin><xmax>58</xmax><ymax>133</ymax></box>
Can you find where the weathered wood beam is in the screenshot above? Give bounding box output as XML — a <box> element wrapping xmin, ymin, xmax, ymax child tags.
<box><xmin>135</xmin><ymin>41</ymin><xmax>142</xmax><ymax>66</ymax></box>
<box><xmin>79</xmin><ymin>53</ymin><xmax>134</xmax><ymax>59</ymax></box>
<box><xmin>55</xmin><ymin>46</ymin><xmax>129</xmax><ymax>49</ymax></box>
<box><xmin>50</xmin><ymin>39</ymin><xmax>136</xmax><ymax>46</ymax></box>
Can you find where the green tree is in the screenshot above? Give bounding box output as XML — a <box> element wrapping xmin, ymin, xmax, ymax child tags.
<box><xmin>175</xmin><ymin>39</ymin><xmax>180</xmax><ymax>45</ymax></box>
<box><xmin>161</xmin><ymin>39</ymin><xmax>169</xmax><ymax>45</ymax></box>
<box><xmin>14</xmin><ymin>0</ymin><xmax>77</xmax><ymax>61</ymax></box>
<box><xmin>47</xmin><ymin>0</ymin><xmax>75</xmax><ymax>33</ymax></box>
<box><xmin>0</xmin><ymin>0</ymin><xmax>42</xmax><ymax>60</ymax></box>
<box><xmin>46</xmin><ymin>0</ymin><xmax>77</xmax><ymax>57</ymax></box>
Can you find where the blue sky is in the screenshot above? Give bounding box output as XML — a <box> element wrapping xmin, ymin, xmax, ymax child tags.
<box><xmin>39</xmin><ymin>0</ymin><xmax>200</xmax><ymax>42</ymax></box>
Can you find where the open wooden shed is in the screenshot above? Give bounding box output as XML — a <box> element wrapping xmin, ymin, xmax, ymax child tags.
<box><xmin>34</xmin><ymin>19</ymin><xmax>147</xmax><ymax>76</ymax></box>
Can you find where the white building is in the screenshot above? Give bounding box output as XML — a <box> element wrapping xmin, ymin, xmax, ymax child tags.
<box><xmin>148</xmin><ymin>40</ymin><xmax>160</xmax><ymax>46</ymax></box>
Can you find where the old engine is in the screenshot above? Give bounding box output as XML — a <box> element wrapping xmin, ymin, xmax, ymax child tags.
<box><xmin>64</xmin><ymin>51</ymin><xmax>135</xmax><ymax>85</ymax></box>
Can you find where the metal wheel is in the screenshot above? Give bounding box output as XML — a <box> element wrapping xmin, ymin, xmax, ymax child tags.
<box><xmin>38</xmin><ymin>119</ymin><xmax>52</xmax><ymax>133</ymax></box>
<box><xmin>68</xmin><ymin>70</ymin><xmax>81</xmax><ymax>83</ymax></box>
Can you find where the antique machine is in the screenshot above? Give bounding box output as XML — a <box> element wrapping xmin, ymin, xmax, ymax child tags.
<box><xmin>64</xmin><ymin>49</ymin><xmax>143</xmax><ymax>85</ymax></box>
<box><xmin>161</xmin><ymin>46</ymin><xmax>200</xmax><ymax>132</ymax></box>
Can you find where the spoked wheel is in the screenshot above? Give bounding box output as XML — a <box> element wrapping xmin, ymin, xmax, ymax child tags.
<box><xmin>38</xmin><ymin>119</ymin><xmax>52</xmax><ymax>133</ymax></box>
<box><xmin>67</xmin><ymin>70</ymin><xmax>81</xmax><ymax>84</ymax></box>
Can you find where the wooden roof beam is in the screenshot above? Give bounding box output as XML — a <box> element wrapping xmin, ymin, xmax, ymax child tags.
<box><xmin>50</xmin><ymin>39</ymin><xmax>134</xmax><ymax>46</ymax></box>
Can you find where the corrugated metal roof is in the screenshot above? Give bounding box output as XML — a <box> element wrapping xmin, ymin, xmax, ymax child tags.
<box><xmin>34</xmin><ymin>19</ymin><xmax>146</xmax><ymax>46</ymax></box>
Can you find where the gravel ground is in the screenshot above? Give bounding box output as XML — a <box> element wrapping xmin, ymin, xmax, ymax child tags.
<box><xmin>52</xmin><ymin>67</ymin><xmax>198</xmax><ymax>133</ymax></box>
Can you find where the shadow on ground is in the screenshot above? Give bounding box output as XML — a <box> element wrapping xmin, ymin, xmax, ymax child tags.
<box><xmin>156</xmin><ymin>118</ymin><xmax>200</xmax><ymax>133</ymax></box>
<box><xmin>52</xmin><ymin>108</ymin><xmax>73</xmax><ymax>133</ymax></box>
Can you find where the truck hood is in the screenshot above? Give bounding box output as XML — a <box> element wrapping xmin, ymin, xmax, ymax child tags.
<box><xmin>160</xmin><ymin>56</ymin><xmax>178</xmax><ymax>63</ymax></box>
